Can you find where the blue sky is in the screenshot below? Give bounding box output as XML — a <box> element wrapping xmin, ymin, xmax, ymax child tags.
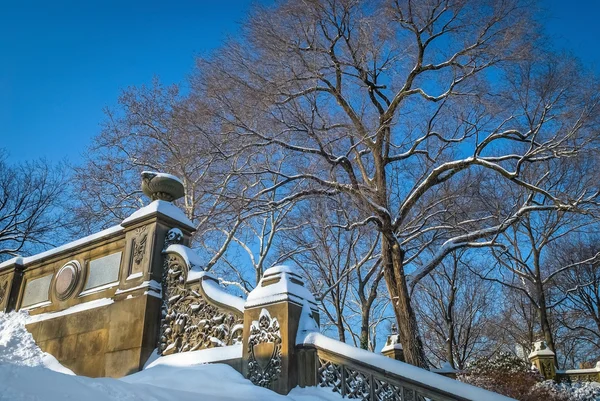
<box><xmin>1</xmin><ymin>0</ymin><xmax>599</xmax><ymax>164</ymax></box>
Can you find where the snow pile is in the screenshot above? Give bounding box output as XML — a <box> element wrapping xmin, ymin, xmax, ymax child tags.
<box><xmin>0</xmin><ymin>311</ymin><xmax>341</xmax><ymax>401</ymax></box>
<box><xmin>0</xmin><ymin>311</ymin><xmax>73</xmax><ymax>374</ymax></box>
<box><xmin>0</xmin><ymin>362</ymin><xmax>341</xmax><ymax>401</ymax></box>
<box><xmin>533</xmin><ymin>380</ymin><xmax>600</xmax><ymax>401</ymax></box>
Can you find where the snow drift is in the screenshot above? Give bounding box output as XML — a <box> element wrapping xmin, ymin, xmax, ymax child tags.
<box><xmin>0</xmin><ymin>311</ymin><xmax>340</xmax><ymax>401</ymax></box>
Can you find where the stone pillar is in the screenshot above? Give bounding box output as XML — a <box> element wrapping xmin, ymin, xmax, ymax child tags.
<box><xmin>381</xmin><ymin>324</ymin><xmax>404</xmax><ymax>362</ymax></box>
<box><xmin>529</xmin><ymin>340</ymin><xmax>556</xmax><ymax>380</ymax></box>
<box><xmin>243</xmin><ymin>265</ymin><xmax>319</xmax><ymax>395</ymax></box>
<box><xmin>105</xmin><ymin>172</ymin><xmax>196</xmax><ymax>377</ymax></box>
<box><xmin>0</xmin><ymin>258</ymin><xmax>24</xmax><ymax>312</ymax></box>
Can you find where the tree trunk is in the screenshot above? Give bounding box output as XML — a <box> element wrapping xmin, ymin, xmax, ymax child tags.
<box><xmin>537</xmin><ymin>285</ymin><xmax>557</xmax><ymax>366</ymax></box>
<box><xmin>382</xmin><ymin>235</ymin><xmax>429</xmax><ymax>368</ymax></box>
<box><xmin>360</xmin><ymin>309</ymin><xmax>369</xmax><ymax>350</ymax></box>
<box><xmin>335</xmin><ymin>295</ymin><xmax>346</xmax><ymax>343</ymax></box>
<box><xmin>446</xmin><ymin>322</ymin><xmax>456</xmax><ymax>369</ymax></box>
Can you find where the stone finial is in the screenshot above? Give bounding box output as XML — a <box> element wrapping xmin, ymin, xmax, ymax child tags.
<box><xmin>529</xmin><ymin>340</ymin><xmax>556</xmax><ymax>380</ymax></box>
<box><xmin>381</xmin><ymin>332</ymin><xmax>404</xmax><ymax>362</ymax></box>
<box><xmin>141</xmin><ymin>171</ymin><xmax>185</xmax><ymax>202</ymax></box>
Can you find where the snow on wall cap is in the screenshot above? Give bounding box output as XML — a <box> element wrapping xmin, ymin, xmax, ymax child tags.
<box><xmin>0</xmin><ymin>256</ymin><xmax>24</xmax><ymax>271</ymax></box>
<box><xmin>122</xmin><ymin>200</ymin><xmax>195</xmax><ymax>229</ymax></box>
<box><xmin>245</xmin><ymin>264</ymin><xmax>317</xmax><ymax>308</ymax></box>
<box><xmin>528</xmin><ymin>340</ymin><xmax>555</xmax><ymax>358</ymax></box>
<box><xmin>381</xmin><ymin>334</ymin><xmax>402</xmax><ymax>352</ymax></box>
<box><xmin>164</xmin><ymin>244</ymin><xmax>203</xmax><ymax>270</ymax></box>
<box><xmin>0</xmin><ymin>225</ymin><xmax>123</xmax><ymax>270</ymax></box>
<box><xmin>263</xmin><ymin>265</ymin><xmax>302</xmax><ymax>278</ymax></box>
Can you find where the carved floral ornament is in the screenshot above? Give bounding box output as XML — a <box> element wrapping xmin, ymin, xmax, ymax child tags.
<box><xmin>159</xmin><ymin>230</ymin><xmax>243</xmax><ymax>356</ymax></box>
<box><xmin>248</xmin><ymin>308</ymin><xmax>283</xmax><ymax>388</ymax></box>
<box><xmin>133</xmin><ymin>225</ymin><xmax>149</xmax><ymax>265</ymax></box>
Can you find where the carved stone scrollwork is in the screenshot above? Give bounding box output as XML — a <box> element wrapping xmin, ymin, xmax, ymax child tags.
<box><xmin>248</xmin><ymin>309</ymin><xmax>283</xmax><ymax>387</ymax></box>
<box><xmin>133</xmin><ymin>226</ymin><xmax>148</xmax><ymax>265</ymax></box>
<box><xmin>374</xmin><ymin>378</ymin><xmax>401</xmax><ymax>401</ymax></box>
<box><xmin>317</xmin><ymin>354</ymin><xmax>431</xmax><ymax>401</ymax></box>
<box><xmin>159</xmin><ymin>235</ymin><xmax>243</xmax><ymax>356</ymax></box>
<box><xmin>0</xmin><ymin>278</ymin><xmax>8</xmax><ymax>308</ymax></box>
<box><xmin>163</xmin><ymin>228</ymin><xmax>183</xmax><ymax>250</ymax></box>
<box><xmin>541</xmin><ymin>360</ymin><xmax>553</xmax><ymax>378</ymax></box>
<box><xmin>345</xmin><ymin>367</ymin><xmax>371</xmax><ymax>399</ymax></box>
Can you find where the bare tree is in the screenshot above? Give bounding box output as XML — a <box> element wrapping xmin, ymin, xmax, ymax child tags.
<box><xmin>217</xmin><ymin>198</ymin><xmax>301</xmax><ymax>294</ymax></box>
<box><xmin>414</xmin><ymin>251</ymin><xmax>495</xmax><ymax>369</ymax></box>
<box><xmin>476</xmin><ymin>196</ymin><xmax>599</xmax><ymax>364</ymax></box>
<box><xmin>197</xmin><ymin>0</ymin><xmax>600</xmax><ymax>366</ymax></box>
<box><xmin>492</xmin><ymin>289</ymin><xmax>539</xmax><ymax>360</ymax></box>
<box><xmin>280</xmin><ymin>197</ymin><xmax>385</xmax><ymax>348</ymax></box>
<box><xmin>71</xmin><ymin>80</ymin><xmax>287</xmax><ymax>275</ymax></box>
<box><xmin>0</xmin><ymin>152</ymin><xmax>67</xmax><ymax>261</ymax></box>
<box><xmin>553</xmin><ymin>235</ymin><xmax>600</xmax><ymax>366</ymax></box>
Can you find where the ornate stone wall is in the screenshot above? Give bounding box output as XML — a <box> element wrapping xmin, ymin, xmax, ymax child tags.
<box><xmin>0</xmin><ymin>172</ymin><xmax>198</xmax><ymax>378</ymax></box>
<box><xmin>159</xmin><ymin>234</ymin><xmax>244</xmax><ymax>356</ymax></box>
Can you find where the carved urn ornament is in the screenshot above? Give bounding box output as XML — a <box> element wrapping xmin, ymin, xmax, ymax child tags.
<box><xmin>141</xmin><ymin>171</ymin><xmax>185</xmax><ymax>202</ymax></box>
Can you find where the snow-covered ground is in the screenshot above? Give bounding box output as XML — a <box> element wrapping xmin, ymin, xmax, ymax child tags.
<box><xmin>0</xmin><ymin>311</ymin><xmax>341</xmax><ymax>401</ymax></box>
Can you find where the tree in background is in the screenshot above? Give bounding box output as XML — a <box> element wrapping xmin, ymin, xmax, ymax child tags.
<box><xmin>197</xmin><ymin>0</ymin><xmax>600</xmax><ymax>366</ymax></box>
<box><xmin>414</xmin><ymin>251</ymin><xmax>496</xmax><ymax>369</ymax></box>
<box><xmin>68</xmin><ymin>0</ymin><xmax>600</xmax><ymax>368</ymax></box>
<box><xmin>552</xmin><ymin>235</ymin><xmax>600</xmax><ymax>367</ymax></box>
<box><xmin>475</xmin><ymin>160</ymin><xmax>599</xmax><ymax>364</ymax></box>
<box><xmin>279</xmin><ymin>197</ymin><xmax>386</xmax><ymax>349</ymax></box>
<box><xmin>0</xmin><ymin>151</ymin><xmax>67</xmax><ymax>261</ymax></box>
<box><xmin>70</xmin><ymin>81</ymin><xmax>292</xmax><ymax>277</ymax></box>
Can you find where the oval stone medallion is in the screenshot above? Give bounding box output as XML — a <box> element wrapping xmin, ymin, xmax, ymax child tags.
<box><xmin>55</xmin><ymin>261</ymin><xmax>80</xmax><ymax>300</ymax></box>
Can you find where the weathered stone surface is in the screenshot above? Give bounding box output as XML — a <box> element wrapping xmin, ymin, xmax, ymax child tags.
<box><xmin>107</xmin><ymin>297</ymin><xmax>146</xmax><ymax>352</ymax></box>
<box><xmin>33</xmin><ymin>317</ymin><xmax>65</xmax><ymax>342</ymax></box>
<box><xmin>62</xmin><ymin>307</ymin><xmax>108</xmax><ymax>336</ymax></box>
<box><xmin>76</xmin><ymin>329</ymin><xmax>108</xmax><ymax>356</ymax></box>
<box><xmin>105</xmin><ymin>348</ymin><xmax>145</xmax><ymax>378</ymax></box>
<box><xmin>9</xmin><ymin>173</ymin><xmax>202</xmax><ymax>378</ymax></box>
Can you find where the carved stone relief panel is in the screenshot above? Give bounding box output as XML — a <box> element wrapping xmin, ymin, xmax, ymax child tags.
<box><xmin>128</xmin><ymin>225</ymin><xmax>150</xmax><ymax>276</ymax></box>
<box><xmin>133</xmin><ymin>226</ymin><xmax>148</xmax><ymax>265</ymax></box>
<box><xmin>159</xmin><ymin>239</ymin><xmax>243</xmax><ymax>356</ymax></box>
<box><xmin>247</xmin><ymin>308</ymin><xmax>282</xmax><ymax>388</ymax></box>
<box><xmin>0</xmin><ymin>276</ymin><xmax>10</xmax><ymax>311</ymax></box>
